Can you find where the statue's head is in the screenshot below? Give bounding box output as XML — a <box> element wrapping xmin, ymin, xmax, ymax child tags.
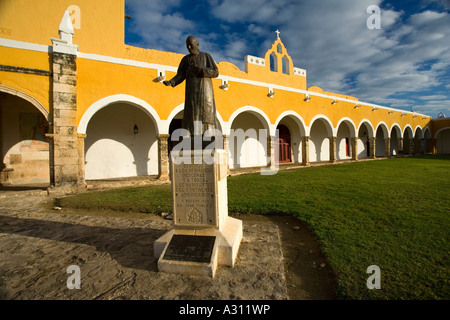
<box><xmin>186</xmin><ymin>36</ymin><xmax>199</xmax><ymax>55</ymax></box>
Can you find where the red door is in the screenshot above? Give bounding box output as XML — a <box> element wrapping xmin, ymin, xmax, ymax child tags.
<box><xmin>276</xmin><ymin>125</ymin><xmax>291</xmax><ymax>163</ymax></box>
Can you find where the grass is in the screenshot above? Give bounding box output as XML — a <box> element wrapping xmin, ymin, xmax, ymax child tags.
<box><xmin>59</xmin><ymin>155</ymin><xmax>450</xmax><ymax>299</ymax></box>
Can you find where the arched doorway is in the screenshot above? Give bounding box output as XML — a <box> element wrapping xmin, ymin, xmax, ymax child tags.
<box><xmin>84</xmin><ymin>102</ymin><xmax>159</xmax><ymax>180</ymax></box>
<box><xmin>436</xmin><ymin>128</ymin><xmax>450</xmax><ymax>154</ymax></box>
<box><xmin>414</xmin><ymin>127</ymin><xmax>424</xmax><ymax>154</ymax></box>
<box><xmin>276</xmin><ymin>124</ymin><xmax>291</xmax><ymax>163</ymax></box>
<box><xmin>390</xmin><ymin>125</ymin><xmax>402</xmax><ymax>156</ymax></box>
<box><xmin>375</xmin><ymin>125</ymin><xmax>388</xmax><ymax>157</ymax></box>
<box><xmin>403</xmin><ymin>126</ymin><xmax>414</xmax><ymax>155</ymax></box>
<box><xmin>0</xmin><ymin>91</ymin><xmax>50</xmax><ymax>185</ymax></box>
<box><xmin>229</xmin><ymin>111</ymin><xmax>269</xmax><ymax>169</ymax></box>
<box><xmin>357</xmin><ymin>122</ymin><xmax>374</xmax><ymax>159</ymax></box>
<box><xmin>309</xmin><ymin>117</ymin><xmax>333</xmax><ymax>162</ymax></box>
<box><xmin>275</xmin><ymin>112</ymin><xmax>306</xmax><ymax>164</ymax></box>
<box><xmin>336</xmin><ymin>120</ymin><xmax>356</xmax><ymax>160</ymax></box>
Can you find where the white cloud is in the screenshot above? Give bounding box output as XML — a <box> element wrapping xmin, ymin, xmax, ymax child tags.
<box><xmin>418</xmin><ymin>95</ymin><xmax>448</xmax><ymax>100</ymax></box>
<box><xmin>125</xmin><ymin>0</ymin><xmax>450</xmax><ymax>116</ymax></box>
<box><xmin>125</xmin><ymin>0</ymin><xmax>196</xmax><ymax>54</ymax></box>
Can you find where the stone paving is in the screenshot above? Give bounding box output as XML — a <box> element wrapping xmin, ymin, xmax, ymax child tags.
<box><xmin>0</xmin><ymin>189</ymin><xmax>289</xmax><ymax>300</ymax></box>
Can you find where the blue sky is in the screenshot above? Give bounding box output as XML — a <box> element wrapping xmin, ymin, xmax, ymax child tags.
<box><xmin>124</xmin><ymin>0</ymin><xmax>450</xmax><ymax>118</ymax></box>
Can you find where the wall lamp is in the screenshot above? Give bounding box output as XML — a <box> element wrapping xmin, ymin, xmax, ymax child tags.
<box><xmin>388</xmin><ymin>110</ymin><xmax>393</xmax><ymax>114</ymax></box>
<box><xmin>304</xmin><ymin>94</ymin><xmax>311</xmax><ymax>101</ymax></box>
<box><xmin>221</xmin><ymin>80</ymin><xmax>230</xmax><ymax>90</ymax></box>
<box><xmin>372</xmin><ymin>107</ymin><xmax>378</xmax><ymax>111</ymax></box>
<box><xmin>354</xmin><ymin>104</ymin><xmax>360</xmax><ymax>109</ymax></box>
<box><xmin>157</xmin><ymin>71</ymin><xmax>165</xmax><ymax>82</ymax></box>
<box><xmin>331</xmin><ymin>99</ymin><xmax>338</xmax><ymax>105</ymax></box>
<box><xmin>268</xmin><ymin>89</ymin><xmax>276</xmax><ymax>98</ymax></box>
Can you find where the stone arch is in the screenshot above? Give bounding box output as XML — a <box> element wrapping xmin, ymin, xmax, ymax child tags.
<box><xmin>375</xmin><ymin>122</ymin><xmax>389</xmax><ymax>157</ymax></box>
<box><xmin>228</xmin><ymin>107</ymin><xmax>271</xmax><ymax>169</ymax></box>
<box><xmin>78</xmin><ymin>94</ymin><xmax>161</xmax><ymax>134</ymax></box>
<box><xmin>227</xmin><ymin>106</ymin><xmax>272</xmax><ymax>136</ymax></box>
<box><xmin>390</xmin><ymin>123</ymin><xmax>403</xmax><ymax>139</ymax></box>
<box><xmin>336</xmin><ymin>118</ymin><xmax>357</xmax><ymax>160</ymax></box>
<box><xmin>403</xmin><ymin>125</ymin><xmax>414</xmax><ymax>155</ymax></box>
<box><xmin>435</xmin><ymin>127</ymin><xmax>450</xmax><ymax>154</ymax></box>
<box><xmin>0</xmin><ymin>85</ymin><xmax>50</xmax><ymax>185</ymax></box>
<box><xmin>274</xmin><ymin>111</ymin><xmax>307</xmax><ymax>163</ymax></box>
<box><xmin>0</xmin><ymin>84</ymin><xmax>49</xmax><ymax>120</ymax></box>
<box><xmin>308</xmin><ymin>115</ymin><xmax>333</xmax><ymax>162</ymax></box>
<box><xmin>357</xmin><ymin>120</ymin><xmax>375</xmax><ymax>158</ymax></box>
<box><xmin>390</xmin><ymin>124</ymin><xmax>402</xmax><ymax>156</ymax></box>
<box><xmin>414</xmin><ymin>126</ymin><xmax>424</xmax><ymax>154</ymax></box>
<box><xmin>82</xmin><ymin>95</ymin><xmax>161</xmax><ymax>180</ymax></box>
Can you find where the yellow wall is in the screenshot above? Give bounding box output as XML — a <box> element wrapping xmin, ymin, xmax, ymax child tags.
<box><xmin>0</xmin><ymin>0</ymin><xmax>434</xmax><ymax>137</ymax></box>
<box><xmin>0</xmin><ymin>0</ymin><xmax>125</xmax><ymax>57</ymax></box>
<box><xmin>0</xmin><ymin>47</ymin><xmax>51</xmax><ymax>113</ymax></box>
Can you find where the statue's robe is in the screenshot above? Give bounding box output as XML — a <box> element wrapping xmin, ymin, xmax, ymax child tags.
<box><xmin>168</xmin><ymin>51</ymin><xmax>219</xmax><ymax>137</ymax></box>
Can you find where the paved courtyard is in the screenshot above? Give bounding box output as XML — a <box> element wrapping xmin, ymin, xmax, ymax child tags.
<box><xmin>0</xmin><ymin>187</ymin><xmax>335</xmax><ymax>300</ymax></box>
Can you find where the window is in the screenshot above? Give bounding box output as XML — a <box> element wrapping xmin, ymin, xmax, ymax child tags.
<box><xmin>270</xmin><ymin>52</ymin><xmax>278</xmax><ymax>72</ymax></box>
<box><xmin>282</xmin><ymin>56</ymin><xmax>289</xmax><ymax>74</ymax></box>
<box><xmin>277</xmin><ymin>44</ymin><xmax>283</xmax><ymax>54</ymax></box>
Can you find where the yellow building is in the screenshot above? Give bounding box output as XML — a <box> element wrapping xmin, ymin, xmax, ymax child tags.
<box><xmin>1</xmin><ymin>0</ymin><xmax>449</xmax><ymax>187</ymax></box>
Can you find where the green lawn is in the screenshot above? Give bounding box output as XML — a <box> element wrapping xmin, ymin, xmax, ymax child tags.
<box><xmin>59</xmin><ymin>155</ymin><xmax>450</xmax><ymax>299</ymax></box>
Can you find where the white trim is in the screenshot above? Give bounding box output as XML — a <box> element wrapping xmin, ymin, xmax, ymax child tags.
<box><xmin>357</xmin><ymin>119</ymin><xmax>375</xmax><ymax>138</ymax></box>
<box><xmin>163</xmin><ymin>104</ymin><xmax>185</xmax><ymax>135</ymax></box>
<box><xmin>413</xmin><ymin>125</ymin><xmax>424</xmax><ymax>138</ymax></box>
<box><xmin>307</xmin><ymin>114</ymin><xmax>334</xmax><ymax>137</ymax></box>
<box><xmin>390</xmin><ymin>123</ymin><xmax>403</xmax><ymax>139</ymax></box>
<box><xmin>293</xmin><ymin>67</ymin><xmax>306</xmax><ymax>77</ymax></box>
<box><xmin>274</xmin><ymin>110</ymin><xmax>307</xmax><ymax>135</ymax></box>
<box><xmin>0</xmin><ymin>84</ymin><xmax>50</xmax><ymax>120</ymax></box>
<box><xmin>77</xmin><ymin>51</ymin><xmax>178</xmax><ymax>73</ymax></box>
<box><xmin>227</xmin><ymin>106</ymin><xmax>273</xmax><ymax>136</ymax></box>
<box><xmin>71</xmin><ymin>48</ymin><xmax>430</xmax><ymax>119</ymax></box>
<box><xmin>403</xmin><ymin>124</ymin><xmax>414</xmax><ymax>137</ymax></box>
<box><xmin>0</xmin><ymin>38</ymin><xmax>51</xmax><ymax>53</ymax></box>
<box><xmin>375</xmin><ymin>121</ymin><xmax>390</xmax><ymax>138</ymax></box>
<box><xmin>1</xmin><ymin>38</ymin><xmax>433</xmax><ymax>118</ymax></box>
<box><xmin>245</xmin><ymin>55</ymin><xmax>265</xmax><ymax>67</ymax></box>
<box><xmin>78</xmin><ymin>94</ymin><xmax>161</xmax><ymax>134</ymax></box>
<box><xmin>336</xmin><ymin>117</ymin><xmax>357</xmax><ymax>137</ymax></box>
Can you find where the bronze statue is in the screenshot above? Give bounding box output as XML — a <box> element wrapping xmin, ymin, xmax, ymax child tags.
<box><xmin>164</xmin><ymin>36</ymin><xmax>220</xmax><ymax>148</ymax></box>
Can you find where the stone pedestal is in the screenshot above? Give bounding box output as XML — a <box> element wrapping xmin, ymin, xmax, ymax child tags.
<box><xmin>154</xmin><ymin>149</ymin><xmax>242</xmax><ymax>278</ymax></box>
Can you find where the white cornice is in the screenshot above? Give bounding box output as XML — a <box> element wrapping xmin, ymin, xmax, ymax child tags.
<box><xmin>0</xmin><ymin>38</ymin><xmax>51</xmax><ymax>53</ymax></box>
<box><xmin>0</xmin><ymin>37</ymin><xmax>431</xmax><ymax>118</ymax></box>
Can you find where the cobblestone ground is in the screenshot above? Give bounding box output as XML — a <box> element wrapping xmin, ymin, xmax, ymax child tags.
<box><xmin>0</xmin><ymin>188</ymin><xmax>335</xmax><ymax>300</ymax></box>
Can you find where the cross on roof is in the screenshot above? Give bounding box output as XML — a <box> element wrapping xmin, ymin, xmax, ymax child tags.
<box><xmin>275</xmin><ymin>29</ymin><xmax>280</xmax><ymax>39</ymax></box>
